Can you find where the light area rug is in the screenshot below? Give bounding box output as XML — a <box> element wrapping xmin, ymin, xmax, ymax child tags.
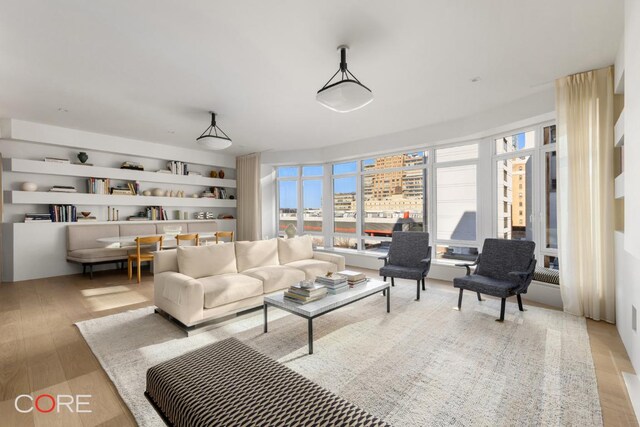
<box><xmin>76</xmin><ymin>284</ymin><xmax>603</xmax><ymax>427</ymax></box>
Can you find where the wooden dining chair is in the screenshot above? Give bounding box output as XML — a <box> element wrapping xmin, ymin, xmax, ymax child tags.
<box><xmin>215</xmin><ymin>231</ymin><xmax>234</xmax><ymax>243</ymax></box>
<box><xmin>176</xmin><ymin>233</ymin><xmax>200</xmax><ymax>246</ymax></box>
<box><xmin>128</xmin><ymin>236</ymin><xmax>163</xmax><ymax>283</ymax></box>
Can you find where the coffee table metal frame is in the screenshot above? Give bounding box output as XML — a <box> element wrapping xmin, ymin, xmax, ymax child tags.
<box><xmin>263</xmin><ymin>280</ymin><xmax>390</xmax><ymax>354</ymax></box>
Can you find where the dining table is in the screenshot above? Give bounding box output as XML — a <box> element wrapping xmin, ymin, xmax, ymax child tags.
<box><xmin>96</xmin><ymin>232</ymin><xmax>219</xmax><ymax>247</ymax></box>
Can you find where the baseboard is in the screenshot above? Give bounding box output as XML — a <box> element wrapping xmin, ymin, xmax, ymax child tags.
<box><xmin>623</xmin><ymin>372</ymin><xmax>640</xmax><ymax>421</ymax></box>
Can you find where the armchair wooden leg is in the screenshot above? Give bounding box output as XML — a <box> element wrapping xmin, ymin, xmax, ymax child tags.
<box><xmin>391</xmin><ymin>277</ymin><xmax>395</xmax><ymax>287</ymax></box>
<box><xmin>415</xmin><ymin>280</ymin><xmax>420</xmax><ymax>301</ymax></box>
<box><xmin>128</xmin><ymin>259</ymin><xmax>133</xmax><ymax>280</ymax></box>
<box><xmin>457</xmin><ymin>288</ymin><xmax>463</xmax><ymax>310</ymax></box>
<box><xmin>496</xmin><ymin>298</ymin><xmax>506</xmax><ymax>322</ymax></box>
<box><xmin>421</xmin><ymin>277</ymin><xmax>426</xmax><ymax>291</ymax></box>
<box><xmin>517</xmin><ymin>294</ymin><xmax>524</xmax><ymax>311</ymax></box>
<box><xmin>477</xmin><ymin>292</ymin><xmax>482</xmax><ymax>301</ymax></box>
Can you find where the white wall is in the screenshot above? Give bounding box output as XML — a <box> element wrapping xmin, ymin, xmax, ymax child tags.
<box><xmin>617</xmin><ymin>0</ymin><xmax>640</xmax><ymax>374</ymax></box>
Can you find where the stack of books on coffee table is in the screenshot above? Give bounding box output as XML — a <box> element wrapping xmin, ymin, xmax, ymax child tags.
<box><xmin>315</xmin><ymin>274</ymin><xmax>349</xmax><ymax>295</ymax></box>
<box><xmin>284</xmin><ymin>282</ymin><xmax>327</xmax><ymax>304</ymax></box>
<box><xmin>337</xmin><ymin>270</ymin><xmax>368</xmax><ymax>287</ymax></box>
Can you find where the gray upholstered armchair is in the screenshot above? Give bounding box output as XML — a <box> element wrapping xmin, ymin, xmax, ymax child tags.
<box><xmin>379</xmin><ymin>231</ymin><xmax>432</xmax><ymax>300</ymax></box>
<box><xmin>453</xmin><ymin>238</ymin><xmax>536</xmax><ymax>322</ymax></box>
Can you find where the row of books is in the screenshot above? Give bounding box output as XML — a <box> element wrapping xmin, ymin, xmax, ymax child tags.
<box><xmin>110</xmin><ymin>182</ymin><xmax>139</xmax><ymax>195</ymax></box>
<box><xmin>146</xmin><ymin>206</ymin><xmax>168</xmax><ymax>221</ymax></box>
<box><xmin>49</xmin><ymin>204</ymin><xmax>77</xmax><ymax>222</ymax></box>
<box><xmin>88</xmin><ymin>178</ymin><xmax>110</xmax><ymax>194</ymax></box>
<box><xmin>167</xmin><ymin>161</ymin><xmax>188</xmax><ymax>175</ymax></box>
<box><xmin>283</xmin><ymin>270</ymin><xmax>370</xmax><ymax>305</ymax></box>
<box><xmin>24</xmin><ymin>213</ymin><xmax>52</xmax><ymax>222</ymax></box>
<box><xmin>316</xmin><ymin>274</ymin><xmax>349</xmax><ymax>295</ymax></box>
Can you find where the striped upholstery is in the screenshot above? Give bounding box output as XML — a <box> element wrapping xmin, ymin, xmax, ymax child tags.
<box><xmin>146</xmin><ymin>338</ymin><xmax>390</xmax><ymax>427</ymax></box>
<box><xmin>534</xmin><ymin>266</ymin><xmax>560</xmax><ymax>285</ymax></box>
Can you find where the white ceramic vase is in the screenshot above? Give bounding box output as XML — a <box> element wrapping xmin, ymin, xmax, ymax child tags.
<box><xmin>21</xmin><ymin>182</ymin><xmax>37</xmax><ymax>192</ymax></box>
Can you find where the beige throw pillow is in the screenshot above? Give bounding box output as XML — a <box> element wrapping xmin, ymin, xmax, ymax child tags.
<box><xmin>278</xmin><ymin>235</ymin><xmax>313</xmax><ymax>264</ymax></box>
<box><xmin>235</xmin><ymin>239</ymin><xmax>279</xmax><ymax>272</ymax></box>
<box><xmin>177</xmin><ymin>243</ymin><xmax>237</xmax><ymax>279</ymax></box>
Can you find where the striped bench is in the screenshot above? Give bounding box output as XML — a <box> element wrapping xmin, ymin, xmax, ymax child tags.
<box><xmin>145</xmin><ymin>337</ymin><xmax>390</xmax><ymax>427</ymax></box>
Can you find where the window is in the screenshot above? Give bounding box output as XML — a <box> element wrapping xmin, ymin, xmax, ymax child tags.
<box><xmin>278</xmin><ymin>180</ymin><xmax>298</xmax><ymax>234</ymax></box>
<box><xmin>495</xmin><ymin>130</ymin><xmax>535</xmax><ymax>155</ymax></box>
<box><xmin>333</xmin><ymin>176</ymin><xmax>357</xmax><ymax>235</ymax></box>
<box><xmin>276</xmin><ymin>165</ymin><xmax>324</xmax><ymax>241</ymax></box>
<box><xmin>436</xmin><ymin>165</ymin><xmax>477</xmax><ymax>241</ymax></box>
<box><xmin>361</xmin><ymin>152</ymin><xmax>426</xmax><ymax>252</ymax></box>
<box><xmin>493</xmin><ymin>123</ymin><xmax>560</xmax><ymax>280</ymax></box>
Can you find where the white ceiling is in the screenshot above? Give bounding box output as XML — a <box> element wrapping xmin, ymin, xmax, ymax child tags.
<box><xmin>0</xmin><ymin>0</ymin><xmax>624</xmax><ymax>155</ymax></box>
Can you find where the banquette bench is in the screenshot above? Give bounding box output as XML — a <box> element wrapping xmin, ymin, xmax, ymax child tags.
<box><xmin>66</xmin><ymin>221</ymin><xmax>220</xmax><ymax>278</ymax></box>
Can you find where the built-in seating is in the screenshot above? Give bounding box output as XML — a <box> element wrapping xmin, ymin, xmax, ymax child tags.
<box><xmin>66</xmin><ymin>222</ymin><xmax>220</xmax><ymax>278</ymax></box>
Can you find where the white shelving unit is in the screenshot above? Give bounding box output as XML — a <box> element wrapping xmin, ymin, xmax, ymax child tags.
<box><xmin>615</xmin><ymin>110</ymin><xmax>625</xmax><ymax>147</ymax></box>
<box><xmin>616</xmin><ymin>173</ymin><xmax>625</xmax><ymax>199</ymax></box>
<box><xmin>4</xmin><ymin>191</ymin><xmax>237</xmax><ymax>208</ymax></box>
<box><xmin>7</xmin><ymin>158</ymin><xmax>236</xmax><ymax>188</ymax></box>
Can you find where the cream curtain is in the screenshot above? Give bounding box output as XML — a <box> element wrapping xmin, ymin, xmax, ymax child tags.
<box><xmin>236</xmin><ymin>153</ymin><xmax>262</xmax><ymax>241</ymax></box>
<box><xmin>555</xmin><ymin>66</ymin><xmax>615</xmax><ymax>322</ymax></box>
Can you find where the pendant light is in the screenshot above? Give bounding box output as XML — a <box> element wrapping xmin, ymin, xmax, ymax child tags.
<box><xmin>316</xmin><ymin>45</ymin><xmax>373</xmax><ymax>113</ymax></box>
<box><xmin>196</xmin><ymin>112</ymin><xmax>232</xmax><ymax>150</ymax></box>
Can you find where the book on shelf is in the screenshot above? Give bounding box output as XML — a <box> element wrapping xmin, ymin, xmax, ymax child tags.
<box><xmin>347</xmin><ymin>278</ymin><xmax>368</xmax><ymax>287</ymax></box>
<box><xmin>44</xmin><ymin>157</ymin><xmax>70</xmax><ymax>163</ymax></box>
<box><xmin>49</xmin><ymin>185</ymin><xmax>77</xmax><ymax>193</ymax></box>
<box><xmin>167</xmin><ymin>160</ymin><xmax>188</xmax><ymax>176</ymax></box>
<box><xmin>24</xmin><ymin>213</ymin><xmax>52</xmax><ymax>222</ymax></box>
<box><xmin>145</xmin><ymin>206</ymin><xmax>168</xmax><ymax>221</ymax></box>
<box><xmin>87</xmin><ymin>177</ymin><xmax>110</xmax><ymax>194</ymax></box>
<box><xmin>48</xmin><ymin>204</ymin><xmax>77</xmax><ymax>222</ymax></box>
<box><xmin>77</xmin><ymin>216</ymin><xmax>97</xmax><ymax>222</ymax></box>
<box><xmin>121</xmin><ymin>161</ymin><xmax>144</xmax><ymax>171</ymax></box>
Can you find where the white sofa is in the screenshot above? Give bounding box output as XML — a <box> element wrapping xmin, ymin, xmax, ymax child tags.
<box><xmin>153</xmin><ymin>235</ymin><xmax>345</xmax><ymax>327</ymax></box>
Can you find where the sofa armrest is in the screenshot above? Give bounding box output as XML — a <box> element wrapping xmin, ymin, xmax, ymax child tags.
<box><xmin>154</xmin><ymin>272</ymin><xmax>204</xmax><ymax>326</ymax></box>
<box><xmin>313</xmin><ymin>251</ymin><xmax>346</xmax><ymax>271</ymax></box>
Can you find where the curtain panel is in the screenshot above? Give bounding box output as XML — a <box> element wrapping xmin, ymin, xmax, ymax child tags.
<box><xmin>236</xmin><ymin>153</ymin><xmax>262</xmax><ymax>241</ymax></box>
<box><xmin>555</xmin><ymin>66</ymin><xmax>615</xmax><ymax>322</ymax></box>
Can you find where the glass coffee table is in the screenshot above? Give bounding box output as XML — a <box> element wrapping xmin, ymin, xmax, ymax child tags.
<box><xmin>263</xmin><ymin>279</ymin><xmax>390</xmax><ymax>354</ymax></box>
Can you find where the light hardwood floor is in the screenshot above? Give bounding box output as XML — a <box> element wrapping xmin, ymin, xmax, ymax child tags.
<box><xmin>0</xmin><ymin>269</ymin><xmax>636</xmax><ymax>426</ymax></box>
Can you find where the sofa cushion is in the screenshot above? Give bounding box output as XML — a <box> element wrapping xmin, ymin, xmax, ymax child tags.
<box><xmin>177</xmin><ymin>243</ymin><xmax>237</xmax><ymax>279</ymax></box>
<box><xmin>243</xmin><ymin>265</ymin><xmax>306</xmax><ymax>293</ymax></box>
<box><xmin>235</xmin><ymin>239</ymin><xmax>279</xmax><ymax>272</ymax></box>
<box><xmin>285</xmin><ymin>259</ymin><xmax>338</xmax><ymax>280</ymax></box>
<box><xmin>278</xmin><ymin>235</ymin><xmax>313</xmax><ymax>265</ymax></box>
<box><xmin>67</xmin><ymin>247</ymin><xmax>129</xmax><ymax>262</ymax></box>
<box><xmin>200</xmin><ymin>273</ymin><xmax>263</xmax><ymax>308</ymax></box>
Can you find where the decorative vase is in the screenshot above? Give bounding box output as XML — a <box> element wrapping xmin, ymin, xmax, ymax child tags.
<box><xmin>210</xmin><ymin>170</ymin><xmax>218</xmax><ymax>178</ymax></box>
<box><xmin>218</xmin><ymin>170</ymin><xmax>225</xmax><ymax>179</ymax></box>
<box><xmin>152</xmin><ymin>188</ymin><xmax>164</xmax><ymax>197</ymax></box>
<box><xmin>142</xmin><ymin>190</ymin><xmax>152</xmax><ymax>196</ymax></box>
<box><xmin>21</xmin><ymin>182</ymin><xmax>37</xmax><ymax>192</ymax></box>
<box><xmin>77</xmin><ymin>152</ymin><xmax>88</xmax><ymax>164</ymax></box>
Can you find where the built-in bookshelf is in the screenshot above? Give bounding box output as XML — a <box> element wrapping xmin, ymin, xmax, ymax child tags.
<box><xmin>7</xmin><ymin>158</ymin><xmax>236</xmax><ymax>188</ymax></box>
<box><xmin>4</xmin><ymin>191</ymin><xmax>237</xmax><ymax>208</ymax></box>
